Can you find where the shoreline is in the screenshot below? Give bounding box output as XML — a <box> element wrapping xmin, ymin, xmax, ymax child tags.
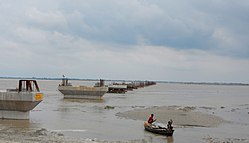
<box><xmin>0</xmin><ymin>105</ymin><xmax>248</xmax><ymax>143</ymax></box>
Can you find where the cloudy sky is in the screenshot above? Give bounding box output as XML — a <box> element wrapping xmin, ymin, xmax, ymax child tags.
<box><xmin>0</xmin><ymin>0</ymin><xmax>249</xmax><ymax>83</ymax></box>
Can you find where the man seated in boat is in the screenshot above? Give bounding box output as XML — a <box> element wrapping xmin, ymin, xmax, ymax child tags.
<box><xmin>147</xmin><ymin>114</ymin><xmax>157</xmax><ymax>124</ymax></box>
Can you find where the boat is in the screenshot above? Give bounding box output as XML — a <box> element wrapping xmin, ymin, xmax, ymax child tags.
<box><xmin>107</xmin><ymin>84</ymin><xmax>127</xmax><ymax>93</ymax></box>
<box><xmin>144</xmin><ymin>122</ymin><xmax>174</xmax><ymax>136</ymax></box>
<box><xmin>57</xmin><ymin>78</ymin><xmax>108</xmax><ymax>100</ymax></box>
<box><xmin>107</xmin><ymin>81</ymin><xmax>157</xmax><ymax>93</ymax></box>
<box><xmin>0</xmin><ymin>80</ymin><xmax>43</xmax><ymax>119</ymax></box>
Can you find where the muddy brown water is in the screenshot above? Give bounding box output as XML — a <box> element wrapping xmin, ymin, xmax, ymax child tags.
<box><xmin>0</xmin><ymin>79</ymin><xmax>249</xmax><ymax>142</ymax></box>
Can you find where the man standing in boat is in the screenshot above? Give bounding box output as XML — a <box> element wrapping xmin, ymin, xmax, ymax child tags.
<box><xmin>167</xmin><ymin>119</ymin><xmax>173</xmax><ymax>130</ymax></box>
<box><xmin>148</xmin><ymin>114</ymin><xmax>157</xmax><ymax>124</ymax></box>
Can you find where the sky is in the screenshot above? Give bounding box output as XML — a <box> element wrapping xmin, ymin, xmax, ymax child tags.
<box><xmin>0</xmin><ymin>0</ymin><xmax>249</xmax><ymax>83</ymax></box>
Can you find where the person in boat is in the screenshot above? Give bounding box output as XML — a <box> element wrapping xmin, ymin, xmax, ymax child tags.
<box><xmin>167</xmin><ymin>119</ymin><xmax>173</xmax><ymax>130</ymax></box>
<box><xmin>148</xmin><ymin>114</ymin><xmax>157</xmax><ymax>124</ymax></box>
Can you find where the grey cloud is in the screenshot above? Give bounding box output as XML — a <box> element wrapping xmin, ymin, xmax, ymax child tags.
<box><xmin>2</xmin><ymin>0</ymin><xmax>248</xmax><ymax>58</ymax></box>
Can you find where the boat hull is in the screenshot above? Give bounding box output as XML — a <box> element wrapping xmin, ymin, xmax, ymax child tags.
<box><xmin>107</xmin><ymin>84</ymin><xmax>127</xmax><ymax>93</ymax></box>
<box><xmin>0</xmin><ymin>80</ymin><xmax>43</xmax><ymax>119</ymax></box>
<box><xmin>0</xmin><ymin>92</ymin><xmax>43</xmax><ymax>112</ymax></box>
<box><xmin>58</xmin><ymin>86</ymin><xmax>108</xmax><ymax>100</ymax></box>
<box><xmin>144</xmin><ymin>122</ymin><xmax>174</xmax><ymax>136</ymax></box>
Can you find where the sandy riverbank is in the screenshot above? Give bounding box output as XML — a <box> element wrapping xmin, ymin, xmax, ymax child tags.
<box><xmin>0</xmin><ymin>106</ymin><xmax>226</xmax><ymax>143</ymax></box>
<box><xmin>116</xmin><ymin>106</ymin><xmax>225</xmax><ymax>127</ymax></box>
<box><xmin>0</xmin><ymin>127</ymin><xmax>158</xmax><ymax>143</ymax></box>
<box><xmin>0</xmin><ymin>105</ymin><xmax>248</xmax><ymax>143</ymax></box>
<box><xmin>0</xmin><ymin>128</ymin><xmax>89</xmax><ymax>143</ymax></box>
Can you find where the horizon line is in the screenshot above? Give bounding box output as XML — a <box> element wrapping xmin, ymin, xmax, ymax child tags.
<box><xmin>0</xmin><ymin>76</ymin><xmax>248</xmax><ymax>86</ymax></box>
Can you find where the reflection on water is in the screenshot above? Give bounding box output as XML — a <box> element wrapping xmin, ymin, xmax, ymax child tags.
<box><xmin>142</xmin><ymin>134</ymin><xmax>174</xmax><ymax>143</ymax></box>
<box><xmin>0</xmin><ymin>119</ymin><xmax>39</xmax><ymax>130</ymax></box>
<box><xmin>166</xmin><ymin>136</ymin><xmax>174</xmax><ymax>143</ymax></box>
<box><xmin>63</xmin><ymin>98</ymin><xmax>104</xmax><ymax>103</ymax></box>
<box><xmin>0</xmin><ymin>79</ymin><xmax>249</xmax><ymax>142</ymax></box>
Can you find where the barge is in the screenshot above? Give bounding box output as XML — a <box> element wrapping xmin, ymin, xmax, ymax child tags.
<box><xmin>0</xmin><ymin>80</ymin><xmax>43</xmax><ymax>119</ymax></box>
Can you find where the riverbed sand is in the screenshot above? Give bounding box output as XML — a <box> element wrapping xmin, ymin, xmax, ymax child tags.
<box><xmin>0</xmin><ymin>106</ymin><xmax>237</xmax><ymax>143</ymax></box>
<box><xmin>117</xmin><ymin>106</ymin><xmax>225</xmax><ymax>127</ymax></box>
<box><xmin>0</xmin><ymin>127</ymin><xmax>161</xmax><ymax>143</ymax></box>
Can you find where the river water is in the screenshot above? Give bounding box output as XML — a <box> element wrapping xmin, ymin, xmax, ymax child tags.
<box><xmin>0</xmin><ymin>79</ymin><xmax>249</xmax><ymax>142</ymax></box>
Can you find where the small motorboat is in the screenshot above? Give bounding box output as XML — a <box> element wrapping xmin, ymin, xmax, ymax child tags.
<box><xmin>144</xmin><ymin>122</ymin><xmax>174</xmax><ymax>136</ymax></box>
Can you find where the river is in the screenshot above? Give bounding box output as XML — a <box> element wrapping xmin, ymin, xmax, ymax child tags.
<box><xmin>0</xmin><ymin>79</ymin><xmax>249</xmax><ymax>142</ymax></box>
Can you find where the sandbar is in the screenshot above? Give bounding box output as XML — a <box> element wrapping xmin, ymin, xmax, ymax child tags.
<box><xmin>116</xmin><ymin>106</ymin><xmax>225</xmax><ymax>127</ymax></box>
